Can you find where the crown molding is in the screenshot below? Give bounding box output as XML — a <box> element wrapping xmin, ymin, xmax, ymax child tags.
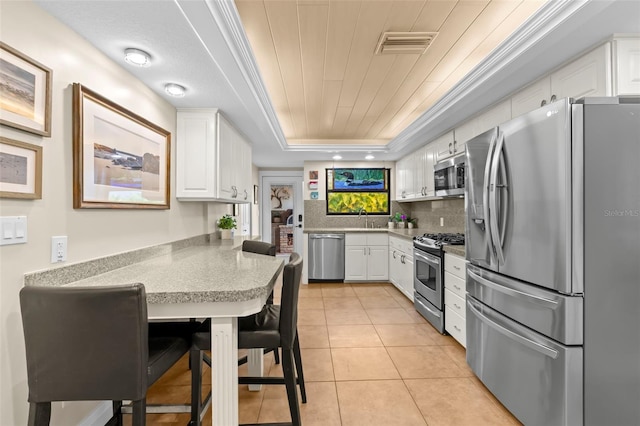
<box><xmin>386</xmin><ymin>0</ymin><xmax>598</xmax><ymax>153</ymax></box>
<box><xmin>203</xmin><ymin>0</ymin><xmax>289</xmax><ymax>150</ymax></box>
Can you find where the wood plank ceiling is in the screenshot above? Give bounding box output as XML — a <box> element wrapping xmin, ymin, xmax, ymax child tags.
<box><xmin>235</xmin><ymin>0</ymin><xmax>544</xmax><ymax>147</ymax></box>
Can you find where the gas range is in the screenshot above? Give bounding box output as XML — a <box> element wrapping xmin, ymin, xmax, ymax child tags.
<box><xmin>413</xmin><ymin>233</ymin><xmax>465</xmax><ymax>252</ymax></box>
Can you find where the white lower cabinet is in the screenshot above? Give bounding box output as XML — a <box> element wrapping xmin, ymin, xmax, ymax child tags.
<box><xmin>444</xmin><ymin>253</ymin><xmax>467</xmax><ymax>347</ymax></box>
<box><xmin>344</xmin><ymin>233</ymin><xmax>388</xmax><ymax>281</ymax></box>
<box><xmin>388</xmin><ymin>236</ymin><xmax>414</xmax><ymax>300</ymax></box>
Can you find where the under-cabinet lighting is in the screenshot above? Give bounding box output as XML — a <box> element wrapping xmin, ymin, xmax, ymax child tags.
<box><xmin>332</xmin><ymin>154</ymin><xmax>342</xmax><ymax>160</ymax></box>
<box><xmin>365</xmin><ymin>154</ymin><xmax>375</xmax><ymax>160</ymax></box>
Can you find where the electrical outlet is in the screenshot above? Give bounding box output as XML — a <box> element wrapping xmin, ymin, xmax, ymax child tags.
<box><xmin>51</xmin><ymin>236</ymin><xmax>68</xmax><ymax>263</ymax></box>
<box><xmin>440</xmin><ymin>217</ymin><xmax>444</xmax><ymax>227</ymax></box>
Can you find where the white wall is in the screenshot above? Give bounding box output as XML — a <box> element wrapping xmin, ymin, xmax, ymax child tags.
<box><xmin>0</xmin><ymin>2</ymin><xmax>228</xmax><ymax>424</ymax></box>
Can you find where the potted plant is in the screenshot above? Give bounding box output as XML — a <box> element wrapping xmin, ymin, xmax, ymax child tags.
<box><xmin>218</xmin><ymin>214</ymin><xmax>237</xmax><ymax>240</ymax></box>
<box><xmin>407</xmin><ymin>217</ymin><xmax>417</xmax><ymax>229</ymax></box>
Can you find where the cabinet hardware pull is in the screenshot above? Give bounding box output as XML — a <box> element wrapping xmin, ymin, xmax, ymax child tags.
<box><xmin>453</xmin><ymin>140</ymin><xmax>457</xmax><ymax>152</ymax></box>
<box><xmin>454</xmin><ymin>325</ymin><xmax>461</xmax><ymax>331</ymax></box>
<box><xmin>454</xmin><ymin>284</ymin><xmax>461</xmax><ymax>291</ymax></box>
<box><xmin>244</xmin><ymin>190</ymin><xmax>248</xmax><ymax>200</ymax></box>
<box><xmin>540</xmin><ymin>99</ymin><xmax>547</xmax><ymax>107</ymax></box>
<box><xmin>448</xmin><ymin>142</ymin><xmax>453</xmax><ymax>154</ymax></box>
<box><xmin>393</xmin><ymin>251</ymin><xmax>396</xmax><ymax>259</ymax></box>
<box><xmin>454</xmin><ymin>265</ymin><xmax>461</xmax><ymax>270</ymax></box>
<box><xmin>454</xmin><ymin>303</ymin><xmax>461</xmax><ymax>309</ymax></box>
<box><xmin>550</xmin><ymin>94</ymin><xmax>557</xmax><ymax>102</ymax></box>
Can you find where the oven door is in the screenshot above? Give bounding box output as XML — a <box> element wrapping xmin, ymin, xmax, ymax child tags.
<box><xmin>413</xmin><ymin>249</ymin><xmax>442</xmax><ymax>309</ymax></box>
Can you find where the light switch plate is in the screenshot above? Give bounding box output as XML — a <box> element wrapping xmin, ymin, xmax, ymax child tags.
<box><xmin>0</xmin><ymin>216</ymin><xmax>27</xmax><ymax>246</ymax></box>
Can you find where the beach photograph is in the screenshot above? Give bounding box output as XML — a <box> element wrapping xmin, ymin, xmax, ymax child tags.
<box><xmin>92</xmin><ymin>117</ymin><xmax>161</xmax><ymax>192</ymax></box>
<box><xmin>0</xmin><ymin>57</ymin><xmax>35</xmax><ymax>120</ymax></box>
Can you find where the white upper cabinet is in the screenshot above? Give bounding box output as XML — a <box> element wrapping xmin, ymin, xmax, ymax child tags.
<box><xmin>432</xmin><ymin>131</ymin><xmax>456</xmax><ymax>162</ymax></box>
<box><xmin>176</xmin><ymin>109</ymin><xmax>252</xmax><ymax>202</ymax></box>
<box><xmin>454</xmin><ymin>100</ymin><xmax>511</xmax><ymax>149</ymax></box>
<box><xmin>613</xmin><ymin>36</ymin><xmax>640</xmax><ymax>95</ymax></box>
<box><xmin>512</xmin><ymin>43</ymin><xmax>613</xmax><ymax>118</ymax></box>
<box><xmin>414</xmin><ymin>144</ymin><xmax>436</xmax><ymax>198</ymax></box>
<box><xmin>395</xmin><ymin>156</ymin><xmax>414</xmax><ymax>201</ymax></box>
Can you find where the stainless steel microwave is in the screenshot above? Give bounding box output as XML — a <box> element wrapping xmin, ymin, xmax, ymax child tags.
<box><xmin>434</xmin><ymin>154</ymin><xmax>465</xmax><ymax>197</ymax></box>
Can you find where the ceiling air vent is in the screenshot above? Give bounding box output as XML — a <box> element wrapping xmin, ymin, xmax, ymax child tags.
<box><xmin>375</xmin><ymin>32</ymin><xmax>438</xmax><ymax>55</ymax></box>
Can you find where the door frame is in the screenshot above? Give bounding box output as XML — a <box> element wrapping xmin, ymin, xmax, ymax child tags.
<box><xmin>259</xmin><ymin>171</ymin><xmax>304</xmax><ymax>255</ymax></box>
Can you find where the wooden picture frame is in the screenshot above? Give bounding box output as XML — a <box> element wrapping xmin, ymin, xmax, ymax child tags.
<box><xmin>0</xmin><ymin>136</ymin><xmax>42</xmax><ymax>199</ymax></box>
<box><xmin>72</xmin><ymin>83</ymin><xmax>171</xmax><ymax>209</ymax></box>
<box><xmin>0</xmin><ymin>42</ymin><xmax>52</xmax><ymax>136</ymax></box>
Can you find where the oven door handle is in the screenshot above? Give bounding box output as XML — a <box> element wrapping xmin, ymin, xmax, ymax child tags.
<box><xmin>414</xmin><ymin>250</ymin><xmax>440</xmax><ymax>267</ymax></box>
<box><xmin>418</xmin><ymin>297</ymin><xmax>441</xmax><ymax>316</ymax></box>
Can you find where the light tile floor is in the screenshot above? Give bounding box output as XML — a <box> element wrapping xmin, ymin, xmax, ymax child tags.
<box><xmin>134</xmin><ymin>282</ymin><xmax>521</xmax><ymax>425</ymax></box>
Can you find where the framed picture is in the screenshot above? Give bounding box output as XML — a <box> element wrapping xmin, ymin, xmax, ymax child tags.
<box><xmin>0</xmin><ymin>42</ymin><xmax>52</xmax><ymax>136</ymax></box>
<box><xmin>72</xmin><ymin>83</ymin><xmax>171</xmax><ymax>209</ymax></box>
<box><xmin>310</xmin><ymin>191</ymin><xmax>318</xmax><ymax>200</ymax></box>
<box><xmin>0</xmin><ymin>136</ymin><xmax>42</xmax><ymax>199</ymax></box>
<box><xmin>308</xmin><ymin>180</ymin><xmax>318</xmax><ymax>190</ymax></box>
<box><xmin>309</xmin><ymin>170</ymin><xmax>318</xmax><ymax>180</ymax></box>
<box><xmin>253</xmin><ymin>185</ymin><xmax>258</xmax><ymax>204</ymax></box>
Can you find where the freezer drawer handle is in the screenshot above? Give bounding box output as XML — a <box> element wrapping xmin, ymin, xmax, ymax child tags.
<box><xmin>468</xmin><ymin>299</ymin><xmax>558</xmax><ymax>359</ymax></box>
<box><xmin>468</xmin><ymin>268</ymin><xmax>558</xmax><ymax>308</ymax></box>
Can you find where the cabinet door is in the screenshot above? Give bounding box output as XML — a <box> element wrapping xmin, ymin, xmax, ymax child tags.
<box><xmin>399</xmin><ymin>253</ymin><xmax>414</xmax><ymax>301</ymax></box>
<box><xmin>368</xmin><ymin>246</ymin><xmax>388</xmax><ymax>281</ymax></box>
<box><xmin>413</xmin><ymin>147</ymin><xmax>425</xmax><ymax>198</ymax></box>
<box><xmin>511</xmin><ymin>77</ymin><xmax>551</xmax><ymax>118</ymax></box>
<box><xmin>613</xmin><ymin>38</ymin><xmax>640</xmax><ymax>95</ymax></box>
<box><xmin>217</xmin><ymin>115</ymin><xmax>236</xmax><ymax>199</ymax></box>
<box><xmin>395</xmin><ymin>157</ymin><xmax>409</xmax><ymax>200</ymax></box>
<box><xmin>176</xmin><ymin>110</ymin><xmax>218</xmax><ymax>199</ymax></box>
<box><xmin>423</xmin><ymin>146</ymin><xmax>435</xmax><ymax>197</ymax></box>
<box><xmin>345</xmin><ymin>246</ymin><xmax>367</xmax><ymax>280</ymax></box>
<box><xmin>389</xmin><ymin>249</ymin><xmax>401</xmax><ymax>287</ymax></box>
<box><xmin>551</xmin><ymin>42</ymin><xmax>612</xmax><ymax>100</ymax></box>
<box><xmin>432</xmin><ymin>131</ymin><xmax>455</xmax><ymax>162</ymax></box>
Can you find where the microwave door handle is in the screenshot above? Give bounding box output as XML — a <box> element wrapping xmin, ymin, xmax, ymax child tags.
<box><xmin>489</xmin><ymin>131</ymin><xmax>505</xmax><ymax>265</ymax></box>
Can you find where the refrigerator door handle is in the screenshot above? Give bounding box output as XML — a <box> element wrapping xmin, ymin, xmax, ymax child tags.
<box><xmin>489</xmin><ymin>131</ymin><xmax>506</xmax><ymax>265</ymax></box>
<box><xmin>483</xmin><ymin>130</ymin><xmax>498</xmax><ymax>251</ymax></box>
<box><xmin>467</xmin><ymin>268</ymin><xmax>558</xmax><ymax>308</ymax></box>
<box><xmin>468</xmin><ymin>298</ymin><xmax>558</xmax><ymax>359</ymax></box>
<box><xmin>497</xmin><ymin>142</ymin><xmax>509</xmax><ymax>250</ymax></box>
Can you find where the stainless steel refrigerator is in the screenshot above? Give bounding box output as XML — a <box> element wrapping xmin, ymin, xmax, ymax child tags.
<box><xmin>464</xmin><ymin>97</ymin><xmax>639</xmax><ymax>426</ymax></box>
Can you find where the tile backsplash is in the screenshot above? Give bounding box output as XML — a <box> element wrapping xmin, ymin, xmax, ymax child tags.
<box><xmin>304</xmin><ymin>198</ymin><xmax>465</xmax><ymax>233</ymax></box>
<box><xmin>304</xmin><ymin>200</ymin><xmax>409</xmax><ymax>229</ymax></box>
<box><xmin>409</xmin><ymin>198</ymin><xmax>465</xmax><ymax>233</ymax></box>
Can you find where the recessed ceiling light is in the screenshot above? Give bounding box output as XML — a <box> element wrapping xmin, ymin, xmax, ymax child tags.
<box><xmin>332</xmin><ymin>154</ymin><xmax>342</xmax><ymax>160</ymax></box>
<box><xmin>124</xmin><ymin>48</ymin><xmax>151</xmax><ymax>67</ymax></box>
<box><xmin>365</xmin><ymin>154</ymin><xmax>375</xmax><ymax>160</ymax></box>
<box><xmin>165</xmin><ymin>83</ymin><xmax>186</xmax><ymax>97</ymax></box>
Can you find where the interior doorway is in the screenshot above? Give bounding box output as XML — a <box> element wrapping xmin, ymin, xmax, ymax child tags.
<box><xmin>260</xmin><ymin>171</ymin><xmax>303</xmax><ymax>256</ymax></box>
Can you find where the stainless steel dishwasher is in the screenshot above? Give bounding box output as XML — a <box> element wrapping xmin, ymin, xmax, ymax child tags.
<box><xmin>308</xmin><ymin>233</ymin><xmax>345</xmax><ymax>282</ymax></box>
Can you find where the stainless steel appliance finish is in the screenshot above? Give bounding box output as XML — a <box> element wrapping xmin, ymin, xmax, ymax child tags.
<box><xmin>308</xmin><ymin>233</ymin><xmax>345</xmax><ymax>282</ymax></box>
<box><xmin>413</xmin><ymin>233</ymin><xmax>465</xmax><ymax>334</ymax></box>
<box><xmin>434</xmin><ymin>154</ymin><xmax>465</xmax><ymax>197</ymax></box>
<box><xmin>465</xmin><ymin>97</ymin><xmax>640</xmax><ymax>426</ymax></box>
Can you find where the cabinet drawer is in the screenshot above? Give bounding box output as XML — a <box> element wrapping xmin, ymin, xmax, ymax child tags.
<box><xmin>445</xmin><ymin>253</ymin><xmax>466</xmax><ymax>278</ymax></box>
<box><xmin>445</xmin><ymin>288</ymin><xmax>466</xmax><ymax>318</ymax></box>
<box><xmin>445</xmin><ymin>271</ymin><xmax>465</xmax><ymax>298</ymax></box>
<box><xmin>389</xmin><ymin>236</ymin><xmax>412</xmax><ymax>253</ymax></box>
<box><xmin>445</xmin><ymin>306</ymin><xmax>466</xmax><ymax>347</ymax></box>
<box><xmin>345</xmin><ymin>233</ymin><xmax>367</xmax><ymax>246</ymax></box>
<box><xmin>367</xmin><ymin>233</ymin><xmax>388</xmax><ymax>246</ymax></box>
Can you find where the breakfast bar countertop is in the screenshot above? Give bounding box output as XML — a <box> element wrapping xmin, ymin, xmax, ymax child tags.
<box><xmin>64</xmin><ymin>244</ymin><xmax>284</xmax><ymax>305</ymax></box>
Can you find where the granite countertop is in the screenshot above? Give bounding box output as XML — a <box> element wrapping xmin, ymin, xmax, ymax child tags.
<box><xmin>443</xmin><ymin>245</ymin><xmax>466</xmax><ymax>257</ymax></box>
<box><xmin>30</xmin><ymin>241</ymin><xmax>284</xmax><ymax>305</ymax></box>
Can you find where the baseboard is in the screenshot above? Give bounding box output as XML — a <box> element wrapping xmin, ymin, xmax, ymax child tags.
<box><xmin>78</xmin><ymin>402</ymin><xmax>112</xmax><ymax>426</ymax></box>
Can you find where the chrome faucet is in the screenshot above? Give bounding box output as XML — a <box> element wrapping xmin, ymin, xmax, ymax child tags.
<box><xmin>358</xmin><ymin>208</ymin><xmax>368</xmax><ymax>228</ymax></box>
